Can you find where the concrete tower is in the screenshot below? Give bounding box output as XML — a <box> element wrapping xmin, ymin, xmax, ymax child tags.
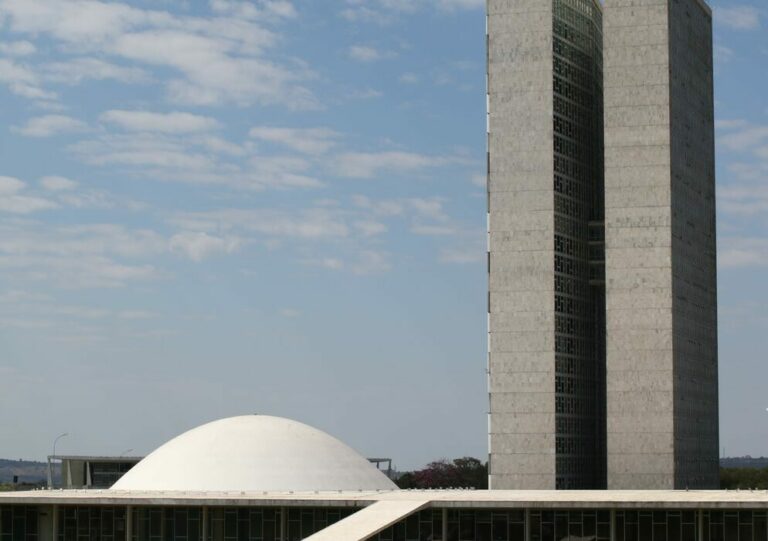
<box><xmin>487</xmin><ymin>0</ymin><xmax>606</xmax><ymax>490</ymax></box>
<box><xmin>603</xmin><ymin>0</ymin><xmax>719</xmax><ymax>489</ymax></box>
<box><xmin>487</xmin><ymin>0</ymin><xmax>718</xmax><ymax>490</ymax></box>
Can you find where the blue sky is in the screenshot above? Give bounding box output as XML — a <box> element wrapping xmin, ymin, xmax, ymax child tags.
<box><xmin>0</xmin><ymin>0</ymin><xmax>765</xmax><ymax>469</ymax></box>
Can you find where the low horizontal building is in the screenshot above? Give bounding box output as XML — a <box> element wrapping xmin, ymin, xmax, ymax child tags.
<box><xmin>47</xmin><ymin>456</ymin><xmax>142</xmax><ymax>489</ymax></box>
<box><xmin>2</xmin><ymin>416</ymin><xmax>766</xmax><ymax>541</ymax></box>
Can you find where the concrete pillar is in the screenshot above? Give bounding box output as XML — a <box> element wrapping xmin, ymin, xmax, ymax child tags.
<box><xmin>52</xmin><ymin>505</ymin><xmax>59</xmax><ymax>541</ymax></box>
<box><xmin>610</xmin><ymin>510</ymin><xmax>616</xmax><ymax>541</ymax></box>
<box><xmin>38</xmin><ymin>505</ymin><xmax>54</xmax><ymax>541</ymax></box>
<box><xmin>698</xmin><ymin>510</ymin><xmax>704</xmax><ymax>541</ymax></box>
<box><xmin>211</xmin><ymin>509</ymin><xmax>223</xmax><ymax>541</ymax></box>
<box><xmin>126</xmin><ymin>507</ymin><xmax>132</xmax><ymax>541</ymax></box>
<box><xmin>279</xmin><ymin>508</ymin><xmax>286</xmax><ymax>541</ymax></box>
<box><xmin>525</xmin><ymin>509</ymin><xmax>531</xmax><ymax>541</ymax></box>
<box><xmin>201</xmin><ymin>508</ymin><xmax>208</xmax><ymax>541</ymax></box>
<box><xmin>441</xmin><ymin>509</ymin><xmax>447</xmax><ymax>541</ymax></box>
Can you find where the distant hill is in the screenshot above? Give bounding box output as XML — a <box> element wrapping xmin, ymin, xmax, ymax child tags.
<box><xmin>0</xmin><ymin>459</ymin><xmax>56</xmax><ymax>484</ymax></box>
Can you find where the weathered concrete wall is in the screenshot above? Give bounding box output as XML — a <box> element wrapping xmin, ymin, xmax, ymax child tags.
<box><xmin>487</xmin><ymin>0</ymin><xmax>557</xmax><ymax>490</ymax></box>
<box><xmin>604</xmin><ymin>0</ymin><xmax>675</xmax><ymax>490</ymax></box>
<box><xmin>603</xmin><ymin>0</ymin><xmax>718</xmax><ymax>489</ymax></box>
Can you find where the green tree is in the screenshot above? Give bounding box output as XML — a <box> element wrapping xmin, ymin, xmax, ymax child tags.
<box><xmin>395</xmin><ymin>457</ymin><xmax>488</xmax><ymax>489</ymax></box>
<box><xmin>720</xmin><ymin>468</ymin><xmax>768</xmax><ymax>490</ymax></box>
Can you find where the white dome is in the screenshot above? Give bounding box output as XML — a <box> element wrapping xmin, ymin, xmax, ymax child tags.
<box><xmin>111</xmin><ymin>415</ymin><xmax>397</xmax><ymax>492</ymax></box>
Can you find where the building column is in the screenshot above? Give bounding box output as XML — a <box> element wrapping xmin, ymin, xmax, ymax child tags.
<box><xmin>525</xmin><ymin>509</ymin><xmax>531</xmax><ymax>541</ymax></box>
<box><xmin>125</xmin><ymin>506</ymin><xmax>132</xmax><ymax>541</ymax></box>
<box><xmin>441</xmin><ymin>509</ymin><xmax>447</xmax><ymax>541</ymax></box>
<box><xmin>279</xmin><ymin>507</ymin><xmax>286</xmax><ymax>541</ymax></box>
<box><xmin>51</xmin><ymin>505</ymin><xmax>59</xmax><ymax>541</ymax></box>
<box><xmin>201</xmin><ymin>508</ymin><xmax>208</xmax><ymax>541</ymax></box>
<box><xmin>610</xmin><ymin>510</ymin><xmax>616</xmax><ymax>541</ymax></box>
<box><xmin>698</xmin><ymin>509</ymin><xmax>704</xmax><ymax>541</ymax></box>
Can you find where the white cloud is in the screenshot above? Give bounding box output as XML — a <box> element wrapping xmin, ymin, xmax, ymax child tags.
<box><xmin>0</xmin><ymin>58</ymin><xmax>55</xmax><ymax>100</ymax></box>
<box><xmin>0</xmin><ymin>290</ymin><xmax>50</xmax><ymax>303</ymax></box>
<box><xmin>471</xmin><ymin>172</ymin><xmax>486</xmax><ymax>187</ymax></box>
<box><xmin>347</xmin><ymin>87</ymin><xmax>383</xmax><ymax>99</ymax></box>
<box><xmin>40</xmin><ymin>176</ymin><xmax>78</xmax><ymax>191</ymax></box>
<box><xmin>262</xmin><ymin>1</ymin><xmax>297</xmax><ymax>18</ymax></box>
<box><xmin>196</xmin><ymin>136</ymin><xmax>249</xmax><ymax>156</ymax></box>
<box><xmin>249</xmin><ymin>126</ymin><xmax>340</xmax><ymax>155</ymax></box>
<box><xmin>279</xmin><ymin>308</ymin><xmax>301</xmax><ymax>317</ymax></box>
<box><xmin>714</xmin><ymin>44</ymin><xmax>735</xmax><ymax>64</ymax></box>
<box><xmin>118</xmin><ymin>310</ymin><xmax>157</xmax><ymax>320</ymax></box>
<box><xmin>15</xmin><ymin>115</ymin><xmax>88</xmax><ymax>137</ymax></box>
<box><xmin>0</xmin><ymin>222</ymin><xmax>163</xmax><ymax>287</ymax></box>
<box><xmin>169</xmin><ymin>231</ymin><xmax>241</xmax><ymax>261</ymax></box>
<box><xmin>245</xmin><ymin>155</ymin><xmax>325</xmax><ymax>189</ymax></box>
<box><xmin>720</xmin><ymin>184</ymin><xmax>768</xmax><ymax>217</ymax></box>
<box><xmin>351</xmin><ymin>250</ymin><xmax>391</xmax><ymax>275</ymax></box>
<box><xmin>0</xmin><ymin>196</ymin><xmax>57</xmax><ymax>214</ymax></box>
<box><xmin>0</xmin><ymin>41</ymin><xmax>36</xmax><ymax>56</ymax></box>
<box><xmin>43</xmin><ymin>58</ymin><xmax>149</xmax><ymax>85</ymax></box>
<box><xmin>399</xmin><ymin>72</ymin><xmax>419</xmax><ymax>84</ymax></box>
<box><xmin>170</xmin><ymin>208</ymin><xmax>350</xmax><ymax>239</ymax></box>
<box><xmin>210</xmin><ymin>0</ymin><xmax>265</xmax><ymax>19</ymax></box>
<box><xmin>720</xmin><ymin>238</ymin><xmax>768</xmax><ymax>268</ymax></box>
<box><xmin>210</xmin><ymin>0</ymin><xmax>297</xmax><ymax>20</ymax></box>
<box><xmin>111</xmin><ymin>29</ymin><xmax>315</xmax><ymax>108</ymax></box>
<box><xmin>0</xmin><ymin>176</ymin><xmax>26</xmax><ymax>194</ymax></box>
<box><xmin>352</xmin><ymin>194</ymin><xmax>448</xmax><ymax>220</ymax></box>
<box><xmin>71</xmin><ymin>133</ymin><xmax>216</xmax><ymax>170</ymax></box>
<box><xmin>0</xmin><ymin>176</ymin><xmax>58</xmax><ymax>213</ymax></box>
<box><xmin>440</xmin><ymin>246</ymin><xmax>483</xmax><ymax>264</ymax></box>
<box><xmin>411</xmin><ymin>224</ymin><xmax>457</xmax><ymax>236</ymax></box>
<box><xmin>333</xmin><ymin>151</ymin><xmax>453</xmax><ymax>178</ymax></box>
<box><xmin>355</xmin><ymin>220</ymin><xmax>388</xmax><ymax>236</ymax></box>
<box><xmin>69</xmin><ymin>132</ymin><xmax>324</xmax><ymax>191</ymax></box>
<box><xmin>719</xmin><ymin>124</ymin><xmax>768</xmax><ymax>151</ymax></box>
<box><xmin>0</xmin><ymin>0</ymin><xmax>147</xmax><ymax>44</ymax></box>
<box><xmin>716</xmin><ymin>6</ymin><xmax>761</xmax><ymax>30</ymax></box>
<box><xmin>0</xmin><ymin>0</ymin><xmax>317</xmax><ymax>109</ymax></box>
<box><xmin>716</xmin><ymin>119</ymin><xmax>749</xmax><ymax>130</ymax></box>
<box><xmin>341</xmin><ymin>0</ymin><xmax>481</xmax><ymax>23</ymax></box>
<box><xmin>101</xmin><ymin>110</ymin><xmax>219</xmax><ymax>133</ymax></box>
<box><xmin>436</xmin><ymin>0</ymin><xmax>484</xmax><ymax>10</ymax></box>
<box><xmin>303</xmin><ymin>257</ymin><xmax>345</xmax><ymax>270</ymax></box>
<box><xmin>57</xmin><ymin>190</ymin><xmax>144</xmax><ymax>211</ymax></box>
<box><xmin>348</xmin><ymin>45</ymin><xmax>393</xmax><ymax>62</ymax></box>
<box><xmin>340</xmin><ymin>6</ymin><xmax>382</xmax><ymax>23</ymax></box>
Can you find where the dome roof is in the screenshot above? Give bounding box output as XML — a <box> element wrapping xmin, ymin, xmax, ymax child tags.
<box><xmin>111</xmin><ymin>415</ymin><xmax>397</xmax><ymax>492</ymax></box>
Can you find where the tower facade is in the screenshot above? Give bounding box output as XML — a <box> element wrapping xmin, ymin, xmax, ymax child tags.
<box><xmin>603</xmin><ymin>0</ymin><xmax>719</xmax><ymax>489</ymax></box>
<box><xmin>487</xmin><ymin>0</ymin><xmax>718</xmax><ymax>490</ymax></box>
<box><xmin>487</xmin><ymin>0</ymin><xmax>606</xmax><ymax>490</ymax></box>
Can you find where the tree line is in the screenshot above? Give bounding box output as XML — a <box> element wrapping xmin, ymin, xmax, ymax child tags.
<box><xmin>394</xmin><ymin>457</ymin><xmax>767</xmax><ymax>490</ymax></box>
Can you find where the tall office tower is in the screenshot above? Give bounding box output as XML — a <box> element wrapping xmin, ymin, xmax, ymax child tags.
<box><xmin>487</xmin><ymin>0</ymin><xmax>718</xmax><ymax>490</ymax></box>
<box><xmin>603</xmin><ymin>0</ymin><xmax>719</xmax><ymax>489</ymax></box>
<box><xmin>487</xmin><ymin>0</ymin><xmax>606</xmax><ymax>490</ymax></box>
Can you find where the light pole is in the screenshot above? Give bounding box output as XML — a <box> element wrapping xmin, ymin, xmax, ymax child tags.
<box><xmin>48</xmin><ymin>433</ymin><xmax>68</xmax><ymax>489</ymax></box>
<box><xmin>53</xmin><ymin>433</ymin><xmax>68</xmax><ymax>457</ymax></box>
